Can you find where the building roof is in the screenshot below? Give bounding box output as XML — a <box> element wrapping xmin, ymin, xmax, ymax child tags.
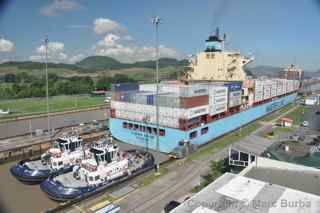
<box><xmin>244</xmin><ymin>167</ymin><xmax>320</xmax><ymax>196</ymax></box>
<box><xmin>280</xmin><ymin>117</ymin><xmax>293</xmax><ymax>122</ymax></box>
<box><xmin>171</xmin><ymin>172</ymin><xmax>320</xmax><ymax>213</ymax></box>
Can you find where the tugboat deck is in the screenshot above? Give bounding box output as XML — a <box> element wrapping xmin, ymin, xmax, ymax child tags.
<box><xmin>25</xmin><ymin>160</ymin><xmax>49</xmax><ymax>171</ymax></box>
<box><xmin>55</xmin><ymin>172</ymin><xmax>88</xmax><ymax>188</ymax></box>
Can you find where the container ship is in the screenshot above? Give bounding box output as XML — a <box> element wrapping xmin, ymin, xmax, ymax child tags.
<box><xmin>109</xmin><ymin>29</ymin><xmax>300</xmax><ymax>155</ymax></box>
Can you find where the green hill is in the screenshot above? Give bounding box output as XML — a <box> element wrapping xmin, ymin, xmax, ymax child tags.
<box><xmin>0</xmin><ymin>61</ymin><xmax>86</xmax><ymax>71</ymax></box>
<box><xmin>76</xmin><ymin>56</ymin><xmax>127</xmax><ymax>70</ymax></box>
<box><xmin>76</xmin><ymin>56</ymin><xmax>188</xmax><ymax>70</ymax></box>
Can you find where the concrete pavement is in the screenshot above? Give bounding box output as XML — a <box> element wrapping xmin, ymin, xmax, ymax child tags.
<box><xmin>0</xmin><ymin>108</ymin><xmax>107</xmax><ymax>139</ymax></box>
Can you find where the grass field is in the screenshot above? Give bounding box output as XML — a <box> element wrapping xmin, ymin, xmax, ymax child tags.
<box><xmin>278</xmin><ymin>105</ymin><xmax>309</xmax><ymax>125</ymax></box>
<box><xmin>0</xmin><ymin>95</ymin><xmax>105</xmax><ymax>119</ymax></box>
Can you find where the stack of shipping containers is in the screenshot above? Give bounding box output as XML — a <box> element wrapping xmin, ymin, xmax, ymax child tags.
<box><xmin>208</xmin><ymin>86</ymin><xmax>228</xmax><ymax>116</ymax></box>
<box><xmin>224</xmin><ymin>82</ymin><xmax>242</xmax><ymax>110</ymax></box>
<box><xmin>254</xmin><ymin>80</ymin><xmax>264</xmax><ymax>103</ymax></box>
<box><xmin>110</xmin><ymin>79</ymin><xmax>300</xmax><ymax>130</ymax></box>
<box><xmin>263</xmin><ymin>80</ymin><xmax>272</xmax><ymax>100</ymax></box>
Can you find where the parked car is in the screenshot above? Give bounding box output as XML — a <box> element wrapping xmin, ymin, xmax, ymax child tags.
<box><xmin>301</xmin><ymin>121</ymin><xmax>309</xmax><ymax>127</ymax></box>
<box><xmin>164</xmin><ymin>201</ymin><xmax>181</xmax><ymax>213</ymax></box>
<box><xmin>104</xmin><ymin>96</ymin><xmax>111</xmax><ymax>103</ymax></box>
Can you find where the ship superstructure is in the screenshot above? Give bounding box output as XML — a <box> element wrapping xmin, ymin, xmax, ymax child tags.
<box><xmin>184</xmin><ymin>28</ymin><xmax>253</xmax><ymax>81</ymax></box>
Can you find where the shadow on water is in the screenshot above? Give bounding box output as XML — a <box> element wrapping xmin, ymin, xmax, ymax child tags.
<box><xmin>0</xmin><ymin>161</ymin><xmax>57</xmax><ymax>213</ymax></box>
<box><xmin>0</xmin><ymin>198</ymin><xmax>9</xmax><ymax>213</ymax></box>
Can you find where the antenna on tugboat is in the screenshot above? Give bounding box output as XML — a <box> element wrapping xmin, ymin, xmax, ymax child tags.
<box><xmin>152</xmin><ymin>16</ymin><xmax>161</xmax><ymax>174</ymax></box>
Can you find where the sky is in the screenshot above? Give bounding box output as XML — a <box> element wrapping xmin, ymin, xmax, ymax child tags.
<box><xmin>0</xmin><ymin>0</ymin><xmax>320</xmax><ymax>71</ymax></box>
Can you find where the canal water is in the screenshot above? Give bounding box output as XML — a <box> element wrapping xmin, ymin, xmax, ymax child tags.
<box><xmin>0</xmin><ymin>161</ymin><xmax>57</xmax><ymax>213</ymax></box>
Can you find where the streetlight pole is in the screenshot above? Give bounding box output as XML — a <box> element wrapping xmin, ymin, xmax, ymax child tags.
<box><xmin>44</xmin><ymin>36</ymin><xmax>51</xmax><ymax>135</ymax></box>
<box><xmin>152</xmin><ymin>16</ymin><xmax>161</xmax><ymax>174</ymax></box>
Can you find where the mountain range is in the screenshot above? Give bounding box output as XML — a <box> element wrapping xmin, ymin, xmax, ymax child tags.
<box><xmin>0</xmin><ymin>56</ymin><xmax>189</xmax><ymax>72</ymax></box>
<box><xmin>0</xmin><ymin>56</ymin><xmax>318</xmax><ymax>79</ymax></box>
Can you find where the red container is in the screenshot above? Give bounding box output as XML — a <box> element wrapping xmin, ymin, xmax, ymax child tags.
<box><xmin>180</xmin><ymin>95</ymin><xmax>209</xmax><ymax>108</ymax></box>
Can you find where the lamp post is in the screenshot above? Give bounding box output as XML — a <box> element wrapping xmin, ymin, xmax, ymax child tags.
<box><xmin>152</xmin><ymin>16</ymin><xmax>161</xmax><ymax>174</ymax></box>
<box><xmin>44</xmin><ymin>36</ymin><xmax>51</xmax><ymax>135</ymax></box>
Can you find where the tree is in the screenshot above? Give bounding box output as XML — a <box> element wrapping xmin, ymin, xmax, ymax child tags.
<box><xmin>4</xmin><ymin>73</ymin><xmax>18</xmax><ymax>83</ymax></box>
<box><xmin>96</xmin><ymin>76</ymin><xmax>113</xmax><ymax>90</ymax></box>
<box><xmin>192</xmin><ymin>159</ymin><xmax>228</xmax><ymax>193</ymax></box>
<box><xmin>112</xmin><ymin>74</ymin><xmax>135</xmax><ymax>83</ymax></box>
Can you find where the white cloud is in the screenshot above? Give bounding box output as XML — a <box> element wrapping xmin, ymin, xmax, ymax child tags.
<box><xmin>96</xmin><ymin>34</ymin><xmax>121</xmax><ymax>48</ymax></box>
<box><xmin>93</xmin><ymin>18</ymin><xmax>127</xmax><ymax>35</ymax></box>
<box><xmin>30</xmin><ymin>41</ymin><xmax>68</xmax><ymax>63</ymax></box>
<box><xmin>0</xmin><ymin>38</ymin><xmax>14</xmax><ymax>52</ymax></box>
<box><xmin>40</xmin><ymin>0</ymin><xmax>81</xmax><ymax>17</ymax></box>
<box><xmin>94</xmin><ymin>33</ymin><xmax>183</xmax><ymax>63</ymax></box>
<box><xmin>68</xmin><ymin>53</ymin><xmax>85</xmax><ymax>63</ymax></box>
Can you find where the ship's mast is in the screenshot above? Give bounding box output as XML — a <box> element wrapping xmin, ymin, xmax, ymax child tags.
<box><xmin>152</xmin><ymin>16</ymin><xmax>161</xmax><ymax>174</ymax></box>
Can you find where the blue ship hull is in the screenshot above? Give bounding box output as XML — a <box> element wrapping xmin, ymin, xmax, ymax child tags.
<box><xmin>109</xmin><ymin>93</ymin><xmax>297</xmax><ymax>153</ymax></box>
<box><xmin>10</xmin><ymin>158</ymin><xmax>73</xmax><ymax>184</ymax></box>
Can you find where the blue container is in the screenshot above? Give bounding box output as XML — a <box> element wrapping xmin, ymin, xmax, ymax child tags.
<box><xmin>112</xmin><ymin>83</ymin><xmax>139</xmax><ymax>92</ymax></box>
<box><xmin>224</xmin><ymin>82</ymin><xmax>242</xmax><ymax>91</ymax></box>
<box><xmin>147</xmin><ymin>95</ymin><xmax>155</xmax><ymax>105</ymax></box>
<box><xmin>119</xmin><ymin>93</ymin><xmax>131</xmax><ymax>102</ymax></box>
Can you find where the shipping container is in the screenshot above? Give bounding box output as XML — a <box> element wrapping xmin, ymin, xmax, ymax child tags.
<box><xmin>210</xmin><ymin>102</ymin><xmax>227</xmax><ymax>115</ymax></box>
<box><xmin>139</xmin><ymin>84</ymin><xmax>157</xmax><ymax>92</ymax></box>
<box><xmin>180</xmin><ymin>105</ymin><xmax>210</xmax><ymax>119</ymax></box>
<box><xmin>157</xmin><ymin>93</ymin><xmax>180</xmax><ymax>108</ymax></box>
<box><xmin>223</xmin><ymin>82</ymin><xmax>242</xmax><ymax>91</ymax></box>
<box><xmin>180</xmin><ymin>95</ymin><xmax>209</xmax><ymax>108</ymax></box>
<box><xmin>179</xmin><ymin>84</ymin><xmax>209</xmax><ymax>97</ymax></box>
<box><xmin>112</xmin><ymin>83</ymin><xmax>139</xmax><ymax>92</ymax></box>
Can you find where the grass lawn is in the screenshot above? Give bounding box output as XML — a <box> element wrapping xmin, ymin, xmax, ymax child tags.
<box><xmin>278</xmin><ymin>106</ymin><xmax>310</xmax><ymax>125</ymax></box>
<box><xmin>0</xmin><ymin>95</ymin><xmax>105</xmax><ymax>119</ymax></box>
<box><xmin>187</xmin><ymin>122</ymin><xmax>262</xmax><ymax>161</ymax></box>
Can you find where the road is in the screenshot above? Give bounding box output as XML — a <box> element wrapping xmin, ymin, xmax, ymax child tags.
<box><xmin>302</xmin><ymin>105</ymin><xmax>320</xmax><ymax>133</ymax></box>
<box><xmin>0</xmin><ymin>109</ymin><xmax>107</xmax><ymax>139</ymax></box>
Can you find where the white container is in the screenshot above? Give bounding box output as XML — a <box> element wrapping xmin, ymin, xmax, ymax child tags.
<box><xmin>139</xmin><ymin>84</ymin><xmax>157</xmax><ymax>92</ymax></box>
<box><xmin>180</xmin><ymin>105</ymin><xmax>210</xmax><ymax>119</ymax></box>
<box><xmin>228</xmin><ymin>98</ymin><xmax>242</xmax><ymax>107</ymax></box>
<box><xmin>179</xmin><ymin>84</ymin><xmax>209</xmax><ymax>97</ymax></box>
<box><xmin>210</xmin><ymin>102</ymin><xmax>227</xmax><ymax>115</ymax></box>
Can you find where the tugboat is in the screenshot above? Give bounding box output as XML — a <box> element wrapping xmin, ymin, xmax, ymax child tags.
<box><xmin>10</xmin><ymin>131</ymin><xmax>85</xmax><ymax>184</ymax></box>
<box><xmin>40</xmin><ymin>137</ymin><xmax>154</xmax><ymax>202</ymax></box>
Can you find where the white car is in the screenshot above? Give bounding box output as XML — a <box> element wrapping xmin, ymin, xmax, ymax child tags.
<box><xmin>0</xmin><ymin>109</ymin><xmax>10</xmax><ymax>115</ymax></box>
<box><xmin>301</xmin><ymin>121</ymin><xmax>309</xmax><ymax>127</ymax></box>
<box><xmin>104</xmin><ymin>96</ymin><xmax>111</xmax><ymax>103</ymax></box>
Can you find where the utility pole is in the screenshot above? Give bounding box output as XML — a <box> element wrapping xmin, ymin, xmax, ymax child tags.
<box><xmin>152</xmin><ymin>16</ymin><xmax>161</xmax><ymax>174</ymax></box>
<box><xmin>44</xmin><ymin>36</ymin><xmax>51</xmax><ymax>135</ymax></box>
